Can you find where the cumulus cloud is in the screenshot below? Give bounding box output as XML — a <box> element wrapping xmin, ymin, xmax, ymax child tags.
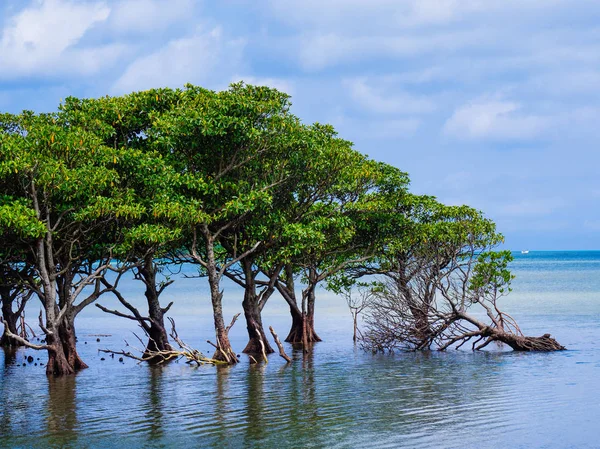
<box><xmin>0</xmin><ymin>0</ymin><xmax>118</xmax><ymax>78</ymax></box>
<box><xmin>113</xmin><ymin>27</ymin><xmax>246</xmax><ymax>94</ymax></box>
<box><xmin>443</xmin><ymin>96</ymin><xmax>550</xmax><ymax>140</ymax></box>
<box><xmin>107</xmin><ymin>0</ymin><xmax>196</xmax><ymax>35</ymax></box>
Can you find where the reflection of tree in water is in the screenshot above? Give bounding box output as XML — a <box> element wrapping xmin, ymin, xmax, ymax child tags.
<box><xmin>281</xmin><ymin>347</ymin><xmax>324</xmax><ymax>446</ymax></box>
<box><xmin>2</xmin><ymin>346</ymin><xmax>17</xmax><ymax>368</ymax></box>
<box><xmin>0</xmin><ymin>347</ymin><xmax>17</xmax><ymax>437</ymax></box>
<box><xmin>213</xmin><ymin>364</ymin><xmax>232</xmax><ymax>442</ymax></box>
<box><xmin>46</xmin><ymin>375</ymin><xmax>78</xmax><ymax>448</ymax></box>
<box><xmin>145</xmin><ymin>366</ymin><xmax>165</xmax><ymax>445</ymax></box>
<box><xmin>244</xmin><ymin>362</ymin><xmax>267</xmax><ymax>446</ymax></box>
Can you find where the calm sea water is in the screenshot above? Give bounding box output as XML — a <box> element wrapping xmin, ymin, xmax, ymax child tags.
<box><xmin>1</xmin><ymin>251</ymin><xmax>600</xmax><ymax>448</ymax></box>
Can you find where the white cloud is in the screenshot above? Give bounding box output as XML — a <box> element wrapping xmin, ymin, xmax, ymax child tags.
<box><xmin>344</xmin><ymin>77</ymin><xmax>435</xmax><ymax>115</ymax></box>
<box><xmin>113</xmin><ymin>27</ymin><xmax>246</xmax><ymax>94</ymax></box>
<box><xmin>108</xmin><ymin>0</ymin><xmax>196</xmax><ymax>35</ymax></box>
<box><xmin>0</xmin><ymin>0</ymin><xmax>113</xmax><ymax>77</ymax></box>
<box><xmin>267</xmin><ymin>0</ymin><xmax>527</xmax><ymax>29</ymax></box>
<box><xmin>297</xmin><ymin>30</ymin><xmax>490</xmax><ymax>71</ymax></box>
<box><xmin>443</xmin><ymin>96</ymin><xmax>549</xmax><ymax>140</ymax></box>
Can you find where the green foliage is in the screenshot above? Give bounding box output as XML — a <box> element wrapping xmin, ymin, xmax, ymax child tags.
<box><xmin>0</xmin><ymin>196</ymin><xmax>45</xmax><ymax>238</ymax></box>
<box><xmin>471</xmin><ymin>250</ymin><xmax>515</xmax><ymax>295</ymax></box>
<box><xmin>0</xmin><ymin>82</ymin><xmax>511</xmax><ymax>328</ymax></box>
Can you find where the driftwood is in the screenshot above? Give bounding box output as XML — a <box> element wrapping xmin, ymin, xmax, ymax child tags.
<box><xmin>100</xmin><ymin>318</ymin><xmax>226</xmax><ymax>366</ymax></box>
<box><xmin>269</xmin><ymin>326</ymin><xmax>291</xmax><ymax>363</ymax></box>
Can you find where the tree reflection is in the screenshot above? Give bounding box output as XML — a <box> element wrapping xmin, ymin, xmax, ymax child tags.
<box><xmin>244</xmin><ymin>362</ymin><xmax>266</xmax><ymax>446</ymax></box>
<box><xmin>46</xmin><ymin>375</ymin><xmax>78</xmax><ymax>448</ymax></box>
<box><xmin>214</xmin><ymin>364</ymin><xmax>232</xmax><ymax>437</ymax></box>
<box><xmin>145</xmin><ymin>366</ymin><xmax>165</xmax><ymax>444</ymax></box>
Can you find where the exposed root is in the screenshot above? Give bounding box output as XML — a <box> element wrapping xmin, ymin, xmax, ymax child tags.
<box><xmin>255</xmin><ymin>324</ymin><xmax>268</xmax><ymax>364</ymax></box>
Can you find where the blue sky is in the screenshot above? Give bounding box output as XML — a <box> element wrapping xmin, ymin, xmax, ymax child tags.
<box><xmin>1</xmin><ymin>0</ymin><xmax>599</xmax><ymax>250</ymax></box>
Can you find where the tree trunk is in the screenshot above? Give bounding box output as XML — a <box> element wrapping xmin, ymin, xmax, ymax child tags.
<box><xmin>305</xmin><ymin>286</ymin><xmax>321</xmax><ymax>342</ymax></box>
<box><xmin>206</xmin><ymin>240</ymin><xmax>238</xmax><ymax>364</ymax></box>
<box><xmin>241</xmin><ymin>259</ymin><xmax>274</xmax><ymax>355</ymax></box>
<box><xmin>213</xmin><ymin>312</ymin><xmax>236</xmax><ymax>363</ymax></box>
<box><xmin>145</xmin><ymin>319</ymin><xmax>172</xmax><ymax>361</ymax></box>
<box><xmin>211</xmin><ymin>292</ymin><xmax>236</xmax><ymax>362</ymax></box>
<box><xmin>455</xmin><ymin>312</ymin><xmax>565</xmax><ymax>352</ymax></box>
<box><xmin>285</xmin><ymin>286</ymin><xmax>321</xmax><ymax>344</ymax></box>
<box><xmin>140</xmin><ymin>257</ymin><xmax>172</xmax><ymax>364</ymax></box>
<box><xmin>0</xmin><ymin>310</ymin><xmax>20</xmax><ymax>348</ymax></box>
<box><xmin>0</xmin><ymin>287</ymin><xmax>22</xmax><ymax>347</ymax></box>
<box><xmin>242</xmin><ymin>290</ymin><xmax>274</xmax><ymax>355</ymax></box>
<box><xmin>46</xmin><ymin>332</ymin><xmax>75</xmax><ymax>376</ymax></box>
<box><xmin>58</xmin><ymin>315</ymin><xmax>88</xmax><ymax>371</ymax></box>
<box><xmin>285</xmin><ymin>306</ymin><xmax>321</xmax><ymax>344</ymax></box>
<box><xmin>493</xmin><ymin>331</ymin><xmax>565</xmax><ymax>351</ymax></box>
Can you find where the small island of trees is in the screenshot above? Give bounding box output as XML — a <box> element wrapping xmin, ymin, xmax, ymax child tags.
<box><xmin>0</xmin><ymin>83</ymin><xmax>564</xmax><ymax>376</ymax></box>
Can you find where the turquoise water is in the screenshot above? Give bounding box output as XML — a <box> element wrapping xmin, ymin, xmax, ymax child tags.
<box><xmin>1</xmin><ymin>251</ymin><xmax>599</xmax><ymax>448</ymax></box>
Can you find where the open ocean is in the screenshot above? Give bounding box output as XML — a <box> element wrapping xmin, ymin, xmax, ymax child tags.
<box><xmin>1</xmin><ymin>251</ymin><xmax>599</xmax><ymax>448</ymax></box>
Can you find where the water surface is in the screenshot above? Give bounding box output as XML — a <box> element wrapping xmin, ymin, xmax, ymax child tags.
<box><xmin>1</xmin><ymin>251</ymin><xmax>599</xmax><ymax>448</ymax></box>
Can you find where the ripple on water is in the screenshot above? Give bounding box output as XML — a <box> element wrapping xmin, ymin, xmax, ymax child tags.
<box><xmin>2</xmin><ymin>252</ymin><xmax>600</xmax><ymax>448</ymax></box>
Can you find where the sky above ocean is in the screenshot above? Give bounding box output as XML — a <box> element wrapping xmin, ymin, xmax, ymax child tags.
<box><xmin>0</xmin><ymin>0</ymin><xmax>598</xmax><ymax>250</ymax></box>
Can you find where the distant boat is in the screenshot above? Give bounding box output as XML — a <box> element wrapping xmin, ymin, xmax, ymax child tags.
<box><xmin>521</xmin><ymin>250</ymin><xmax>530</xmax><ymax>254</ymax></box>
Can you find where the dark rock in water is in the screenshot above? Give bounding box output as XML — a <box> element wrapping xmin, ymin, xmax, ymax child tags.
<box><xmin>100</xmin><ymin>358</ymin><xmax>105</xmax><ymax>361</ymax></box>
<box><xmin>119</xmin><ymin>357</ymin><xmax>123</xmax><ymax>362</ymax></box>
<box><xmin>34</xmin><ymin>363</ymin><xmax>37</xmax><ymax>366</ymax></box>
<box><xmin>96</xmin><ymin>338</ymin><xmax>100</xmax><ymax>342</ymax></box>
<box><xmin>40</xmin><ymin>363</ymin><xmax>44</xmax><ymax>366</ymax></box>
<box><xmin>37</xmin><ymin>358</ymin><xmax>40</xmax><ymax>361</ymax></box>
<box><xmin>27</xmin><ymin>356</ymin><xmax>34</xmax><ymax>363</ymax></box>
<box><xmin>84</xmin><ymin>342</ymin><xmax>87</xmax><ymax>344</ymax></box>
<box><xmin>40</xmin><ymin>339</ymin><xmax>45</xmax><ymax>343</ymax></box>
<box><xmin>110</xmin><ymin>353</ymin><xmax>114</xmax><ymax>358</ymax></box>
<box><xmin>22</xmin><ymin>363</ymin><xmax>26</xmax><ymax>366</ymax></box>
<box><xmin>237</xmin><ymin>354</ymin><xmax>241</xmax><ymax>357</ymax></box>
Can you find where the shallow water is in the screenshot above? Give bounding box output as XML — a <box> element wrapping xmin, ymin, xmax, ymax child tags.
<box><xmin>1</xmin><ymin>251</ymin><xmax>600</xmax><ymax>448</ymax></box>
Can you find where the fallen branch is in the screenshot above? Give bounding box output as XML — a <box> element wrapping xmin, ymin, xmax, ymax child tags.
<box><xmin>269</xmin><ymin>326</ymin><xmax>291</xmax><ymax>363</ymax></box>
<box><xmin>101</xmin><ymin>319</ymin><xmax>226</xmax><ymax>366</ymax></box>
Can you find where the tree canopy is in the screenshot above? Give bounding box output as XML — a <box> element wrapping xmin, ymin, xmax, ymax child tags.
<box><xmin>0</xmin><ymin>83</ymin><xmax>563</xmax><ymax>376</ymax></box>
